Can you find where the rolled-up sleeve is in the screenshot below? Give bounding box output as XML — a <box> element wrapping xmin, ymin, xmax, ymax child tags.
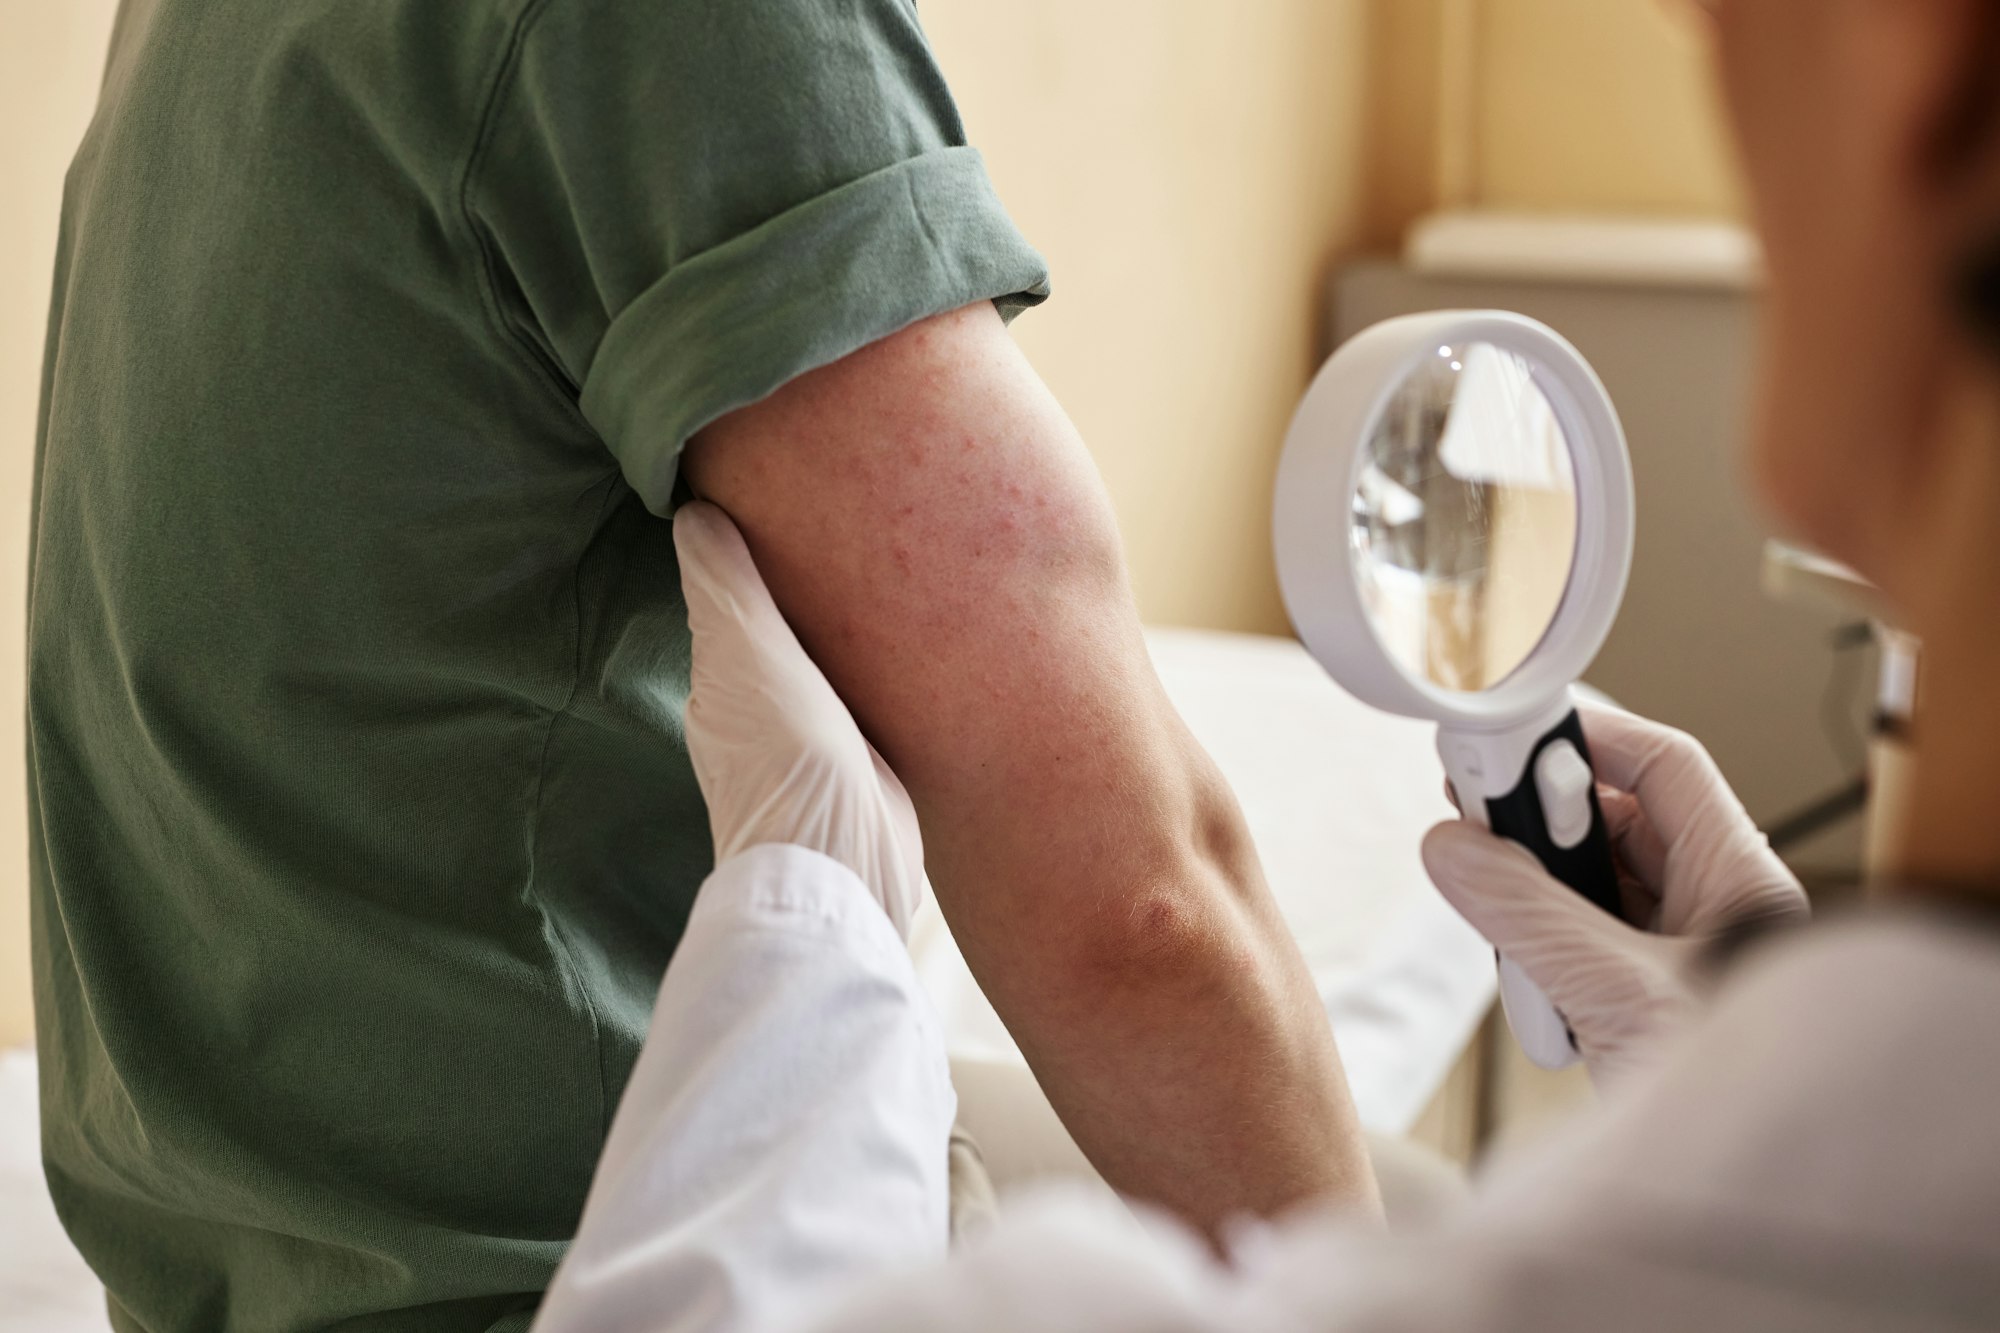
<box><xmin>469</xmin><ymin>0</ymin><xmax>1050</xmax><ymax>513</ymax></box>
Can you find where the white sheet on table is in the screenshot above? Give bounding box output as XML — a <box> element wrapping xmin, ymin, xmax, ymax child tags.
<box><xmin>911</xmin><ymin>628</ymin><xmax>1496</xmax><ymax>1136</ymax></box>
<box><xmin>0</xmin><ymin>1047</ymin><xmax>108</xmax><ymax>1332</ymax></box>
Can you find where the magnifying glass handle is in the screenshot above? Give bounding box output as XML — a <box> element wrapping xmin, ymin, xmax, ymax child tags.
<box><xmin>1444</xmin><ymin>706</ymin><xmax>1624</xmax><ymax>1071</ymax></box>
<box><xmin>1496</xmin><ymin>957</ymin><xmax>1575</xmax><ymax>1072</ymax></box>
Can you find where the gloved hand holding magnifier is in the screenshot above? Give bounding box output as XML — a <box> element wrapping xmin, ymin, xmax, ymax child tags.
<box><xmin>1275</xmin><ymin>311</ymin><xmax>1636</xmax><ymax>1071</ymax></box>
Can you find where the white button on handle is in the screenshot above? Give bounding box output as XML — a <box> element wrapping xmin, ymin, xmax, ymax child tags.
<box><xmin>1535</xmin><ymin>739</ymin><xmax>1595</xmax><ymax>850</ymax></box>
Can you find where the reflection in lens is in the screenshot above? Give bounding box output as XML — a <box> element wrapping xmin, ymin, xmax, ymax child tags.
<box><xmin>1351</xmin><ymin>343</ymin><xmax>1578</xmax><ymax>693</ymax></box>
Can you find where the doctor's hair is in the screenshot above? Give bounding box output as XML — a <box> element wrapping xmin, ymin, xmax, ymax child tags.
<box><xmin>1943</xmin><ymin>1</ymin><xmax>2000</xmax><ymax>352</ymax></box>
<box><xmin>1957</xmin><ymin>241</ymin><xmax>2000</xmax><ymax>354</ymax></box>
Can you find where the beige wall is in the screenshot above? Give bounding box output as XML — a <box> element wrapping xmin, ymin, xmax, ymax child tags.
<box><xmin>924</xmin><ymin>0</ymin><xmax>1740</xmax><ymax>630</ymax></box>
<box><xmin>0</xmin><ymin>0</ymin><xmax>1733</xmax><ymax>1049</ymax></box>
<box><xmin>923</xmin><ymin>1</ymin><xmax>1374</xmax><ymax>635</ymax></box>
<box><xmin>1368</xmin><ymin>0</ymin><xmax>1739</xmax><ymax>235</ymax></box>
<box><xmin>1477</xmin><ymin>0</ymin><xmax>1737</xmax><ymax>215</ymax></box>
<box><xmin>1</xmin><ymin>0</ymin><xmax>122</xmax><ymax>1048</ymax></box>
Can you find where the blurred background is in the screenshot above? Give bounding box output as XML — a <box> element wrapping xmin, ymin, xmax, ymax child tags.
<box><xmin>2</xmin><ymin>0</ymin><xmax>1866</xmax><ymax>1159</ymax></box>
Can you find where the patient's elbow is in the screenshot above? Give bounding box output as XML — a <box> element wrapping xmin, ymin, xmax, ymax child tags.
<box><xmin>1056</xmin><ymin>772</ymin><xmax>1271</xmax><ymax>998</ymax></box>
<box><xmin>1059</xmin><ymin>875</ymin><xmax>1260</xmax><ymax>1007</ymax></box>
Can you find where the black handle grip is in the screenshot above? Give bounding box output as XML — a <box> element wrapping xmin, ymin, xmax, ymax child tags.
<box><xmin>1481</xmin><ymin>708</ymin><xmax>1623</xmax><ymax>920</ymax></box>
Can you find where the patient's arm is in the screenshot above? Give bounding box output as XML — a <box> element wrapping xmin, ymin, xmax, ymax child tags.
<box><xmin>684</xmin><ymin>302</ymin><xmax>1378</xmax><ymax>1229</ymax></box>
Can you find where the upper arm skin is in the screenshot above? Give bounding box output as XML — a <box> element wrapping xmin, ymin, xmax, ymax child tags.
<box><xmin>683</xmin><ymin>304</ymin><xmax>1227</xmax><ymax>982</ymax></box>
<box><xmin>683</xmin><ymin>303</ymin><xmax>1371</xmax><ymax>1223</ymax></box>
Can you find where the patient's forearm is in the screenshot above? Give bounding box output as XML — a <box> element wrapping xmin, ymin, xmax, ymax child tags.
<box><xmin>901</xmin><ymin>584</ymin><xmax>1377</xmax><ymax>1226</ymax></box>
<box><xmin>940</xmin><ymin>717</ymin><xmax>1381</xmax><ymax>1229</ymax></box>
<box><xmin>686</xmin><ymin>303</ymin><xmax>1378</xmax><ymax>1227</ymax></box>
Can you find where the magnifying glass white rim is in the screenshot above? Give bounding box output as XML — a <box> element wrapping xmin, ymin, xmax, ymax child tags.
<box><xmin>1274</xmin><ymin>310</ymin><xmax>1635</xmax><ymax>731</ymax></box>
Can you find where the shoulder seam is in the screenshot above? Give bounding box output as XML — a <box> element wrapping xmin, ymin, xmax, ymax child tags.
<box><xmin>454</xmin><ymin>0</ymin><xmax>615</xmax><ymax>1156</ymax></box>
<box><xmin>457</xmin><ymin>0</ymin><xmax>591</xmax><ymax>420</ymax></box>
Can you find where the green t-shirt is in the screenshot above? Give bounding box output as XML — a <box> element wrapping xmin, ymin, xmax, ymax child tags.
<box><xmin>26</xmin><ymin>0</ymin><xmax>1047</xmax><ymax>1328</ymax></box>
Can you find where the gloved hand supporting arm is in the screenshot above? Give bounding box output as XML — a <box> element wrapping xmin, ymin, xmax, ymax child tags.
<box><xmin>534</xmin><ymin>504</ymin><xmax>952</xmax><ymax>1333</ymax></box>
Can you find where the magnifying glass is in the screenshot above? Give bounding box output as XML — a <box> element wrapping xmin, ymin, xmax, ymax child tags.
<box><xmin>1273</xmin><ymin>311</ymin><xmax>1635</xmax><ymax>1070</ymax></box>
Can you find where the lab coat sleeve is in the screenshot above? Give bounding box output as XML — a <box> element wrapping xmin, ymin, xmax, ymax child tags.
<box><xmin>532</xmin><ymin>843</ymin><xmax>955</xmax><ymax>1333</ymax></box>
<box><xmin>777</xmin><ymin>918</ymin><xmax>2000</xmax><ymax>1333</ymax></box>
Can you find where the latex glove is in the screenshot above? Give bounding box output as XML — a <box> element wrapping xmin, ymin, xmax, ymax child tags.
<box><xmin>674</xmin><ymin>501</ymin><xmax>927</xmax><ymax>937</ymax></box>
<box><xmin>1422</xmin><ymin>704</ymin><xmax>1810</xmax><ymax>1083</ymax></box>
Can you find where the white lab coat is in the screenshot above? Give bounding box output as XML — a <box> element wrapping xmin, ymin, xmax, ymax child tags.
<box><xmin>537</xmin><ymin>848</ymin><xmax>2000</xmax><ymax>1333</ymax></box>
<box><xmin>532</xmin><ymin>844</ymin><xmax>954</xmax><ymax>1333</ymax></box>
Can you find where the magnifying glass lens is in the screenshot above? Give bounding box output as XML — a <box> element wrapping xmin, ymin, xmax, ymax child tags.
<box><xmin>1276</xmin><ymin>311</ymin><xmax>1636</xmax><ymax>1072</ymax></box>
<box><xmin>1351</xmin><ymin>343</ymin><xmax>1579</xmax><ymax>694</ymax></box>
